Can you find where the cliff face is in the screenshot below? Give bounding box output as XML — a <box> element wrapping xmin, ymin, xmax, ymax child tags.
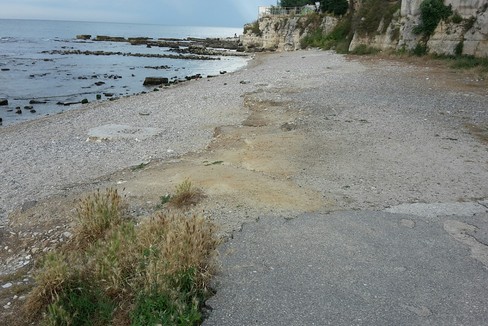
<box><xmin>392</xmin><ymin>0</ymin><xmax>488</xmax><ymax>57</ymax></box>
<box><xmin>242</xmin><ymin>15</ymin><xmax>339</xmax><ymax>52</ymax></box>
<box><xmin>243</xmin><ymin>0</ymin><xmax>488</xmax><ymax>57</ymax></box>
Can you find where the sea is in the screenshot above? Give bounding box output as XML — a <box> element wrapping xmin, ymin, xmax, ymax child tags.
<box><xmin>0</xmin><ymin>19</ymin><xmax>246</xmax><ymax>126</ymax></box>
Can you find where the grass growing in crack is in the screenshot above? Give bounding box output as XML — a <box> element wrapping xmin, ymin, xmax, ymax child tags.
<box><xmin>130</xmin><ymin>162</ymin><xmax>149</xmax><ymax>171</ymax></box>
<box><xmin>23</xmin><ymin>189</ymin><xmax>218</xmax><ymax>325</ymax></box>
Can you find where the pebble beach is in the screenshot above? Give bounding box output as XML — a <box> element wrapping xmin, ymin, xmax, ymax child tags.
<box><xmin>2</xmin><ymin>49</ymin><xmax>488</xmax><ymax>230</ymax></box>
<box><xmin>0</xmin><ymin>54</ymin><xmax>256</xmax><ymax>227</ymax></box>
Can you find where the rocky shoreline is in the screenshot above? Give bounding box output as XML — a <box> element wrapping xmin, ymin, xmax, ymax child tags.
<box><xmin>77</xmin><ymin>34</ymin><xmax>245</xmax><ymax>51</ymax></box>
<box><xmin>0</xmin><ymin>34</ymin><xmax>250</xmax><ymax>126</ymax></box>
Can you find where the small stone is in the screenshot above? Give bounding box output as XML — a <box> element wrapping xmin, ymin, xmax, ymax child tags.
<box><xmin>0</xmin><ymin>98</ymin><xmax>8</xmax><ymax>106</ymax></box>
<box><xmin>63</xmin><ymin>231</ymin><xmax>73</xmax><ymax>238</ymax></box>
<box><xmin>400</xmin><ymin>219</ymin><xmax>415</xmax><ymax>229</ymax></box>
<box><xmin>2</xmin><ymin>282</ymin><xmax>13</xmax><ymax>289</ymax></box>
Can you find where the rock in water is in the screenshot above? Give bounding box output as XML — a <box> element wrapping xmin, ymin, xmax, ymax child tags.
<box><xmin>29</xmin><ymin>99</ymin><xmax>47</xmax><ymax>104</ymax></box>
<box><xmin>143</xmin><ymin>77</ymin><xmax>169</xmax><ymax>86</ymax></box>
<box><xmin>0</xmin><ymin>98</ymin><xmax>8</xmax><ymax>106</ymax></box>
<box><xmin>76</xmin><ymin>34</ymin><xmax>91</xmax><ymax>40</ymax></box>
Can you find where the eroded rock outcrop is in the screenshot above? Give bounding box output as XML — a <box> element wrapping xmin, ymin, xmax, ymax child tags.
<box><xmin>352</xmin><ymin>0</ymin><xmax>488</xmax><ymax>56</ymax></box>
<box><xmin>242</xmin><ymin>15</ymin><xmax>339</xmax><ymax>51</ymax></box>
<box><xmin>244</xmin><ymin>0</ymin><xmax>487</xmax><ymax>57</ymax></box>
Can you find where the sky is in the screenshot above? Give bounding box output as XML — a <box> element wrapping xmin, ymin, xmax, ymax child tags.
<box><xmin>0</xmin><ymin>0</ymin><xmax>279</xmax><ymax>27</ymax></box>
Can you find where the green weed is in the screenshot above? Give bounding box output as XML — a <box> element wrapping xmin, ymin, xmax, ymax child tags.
<box><xmin>350</xmin><ymin>44</ymin><xmax>380</xmax><ymax>55</ymax></box>
<box><xmin>169</xmin><ymin>179</ymin><xmax>204</xmax><ymax>209</ymax></box>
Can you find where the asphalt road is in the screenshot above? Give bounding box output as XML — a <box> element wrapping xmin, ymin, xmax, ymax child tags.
<box><xmin>204</xmin><ymin>204</ymin><xmax>488</xmax><ymax>325</ymax></box>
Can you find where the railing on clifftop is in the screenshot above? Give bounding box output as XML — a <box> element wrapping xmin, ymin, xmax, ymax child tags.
<box><xmin>258</xmin><ymin>5</ymin><xmax>318</xmax><ymax>18</ymax></box>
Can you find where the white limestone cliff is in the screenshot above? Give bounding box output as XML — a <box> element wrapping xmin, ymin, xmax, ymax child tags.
<box><xmin>243</xmin><ymin>0</ymin><xmax>487</xmax><ymax>57</ymax></box>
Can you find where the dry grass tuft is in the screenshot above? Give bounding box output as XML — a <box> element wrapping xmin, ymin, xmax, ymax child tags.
<box><xmin>23</xmin><ymin>189</ymin><xmax>219</xmax><ymax>325</ymax></box>
<box><xmin>169</xmin><ymin>179</ymin><xmax>204</xmax><ymax>209</ymax></box>
<box><xmin>73</xmin><ymin>188</ymin><xmax>127</xmax><ymax>248</ymax></box>
<box><xmin>136</xmin><ymin>213</ymin><xmax>219</xmax><ymax>293</ymax></box>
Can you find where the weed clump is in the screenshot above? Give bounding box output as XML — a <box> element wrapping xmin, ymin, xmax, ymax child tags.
<box><xmin>73</xmin><ymin>188</ymin><xmax>127</xmax><ymax>247</ymax></box>
<box><xmin>24</xmin><ymin>189</ymin><xmax>218</xmax><ymax>325</ymax></box>
<box><xmin>301</xmin><ymin>14</ymin><xmax>353</xmax><ymax>53</ymax></box>
<box><xmin>350</xmin><ymin>44</ymin><xmax>380</xmax><ymax>55</ymax></box>
<box><xmin>414</xmin><ymin>0</ymin><xmax>453</xmax><ymax>36</ymax></box>
<box><xmin>169</xmin><ymin>179</ymin><xmax>204</xmax><ymax>209</ymax></box>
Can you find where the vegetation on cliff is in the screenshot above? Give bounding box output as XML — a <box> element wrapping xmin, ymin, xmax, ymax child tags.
<box><xmin>414</xmin><ymin>0</ymin><xmax>453</xmax><ymax>36</ymax></box>
<box><xmin>247</xmin><ymin>0</ymin><xmax>487</xmax><ymax>69</ymax></box>
<box><xmin>300</xmin><ymin>13</ymin><xmax>353</xmax><ymax>53</ymax></box>
<box><xmin>279</xmin><ymin>0</ymin><xmax>349</xmax><ymax>15</ymax></box>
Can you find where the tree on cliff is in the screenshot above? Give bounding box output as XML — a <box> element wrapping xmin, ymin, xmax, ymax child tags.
<box><xmin>320</xmin><ymin>0</ymin><xmax>349</xmax><ymax>15</ymax></box>
<box><xmin>278</xmin><ymin>0</ymin><xmax>315</xmax><ymax>7</ymax></box>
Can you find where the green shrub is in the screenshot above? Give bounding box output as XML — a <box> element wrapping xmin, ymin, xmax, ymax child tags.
<box><xmin>301</xmin><ymin>14</ymin><xmax>353</xmax><ymax>53</ymax></box>
<box><xmin>414</xmin><ymin>0</ymin><xmax>453</xmax><ymax>36</ymax></box>
<box><xmin>300</xmin><ymin>29</ymin><xmax>327</xmax><ymax>48</ymax></box>
<box><xmin>44</xmin><ymin>280</ymin><xmax>114</xmax><ymax>326</ymax></box>
<box><xmin>451</xmin><ymin>12</ymin><xmax>463</xmax><ymax>24</ymax></box>
<box><xmin>413</xmin><ymin>43</ymin><xmax>428</xmax><ymax>56</ymax></box>
<box><xmin>320</xmin><ymin>0</ymin><xmax>349</xmax><ymax>16</ymax></box>
<box><xmin>449</xmin><ymin>56</ymin><xmax>488</xmax><ymax>70</ymax></box>
<box><xmin>350</xmin><ymin>44</ymin><xmax>380</xmax><ymax>55</ymax></box>
<box><xmin>131</xmin><ymin>270</ymin><xmax>202</xmax><ymax>325</ymax></box>
<box><xmin>454</xmin><ymin>41</ymin><xmax>463</xmax><ymax>56</ymax></box>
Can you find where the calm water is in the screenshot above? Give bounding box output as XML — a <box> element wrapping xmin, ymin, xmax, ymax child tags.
<box><xmin>0</xmin><ymin>19</ymin><xmax>246</xmax><ymax>126</ymax></box>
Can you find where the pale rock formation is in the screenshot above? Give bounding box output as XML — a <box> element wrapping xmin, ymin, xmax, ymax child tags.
<box><xmin>244</xmin><ymin>0</ymin><xmax>487</xmax><ymax>57</ymax></box>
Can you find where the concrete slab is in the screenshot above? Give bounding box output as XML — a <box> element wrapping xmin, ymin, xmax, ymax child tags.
<box><xmin>87</xmin><ymin>124</ymin><xmax>161</xmax><ymax>141</ymax></box>
<box><xmin>384</xmin><ymin>202</ymin><xmax>487</xmax><ymax>218</ymax></box>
